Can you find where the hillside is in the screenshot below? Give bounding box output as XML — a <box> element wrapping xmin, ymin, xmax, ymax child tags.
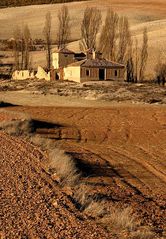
<box><xmin>0</xmin><ymin>0</ymin><xmax>166</xmax><ymax>77</ymax></box>
<box><xmin>0</xmin><ymin>0</ymin><xmax>85</xmax><ymax>8</ymax></box>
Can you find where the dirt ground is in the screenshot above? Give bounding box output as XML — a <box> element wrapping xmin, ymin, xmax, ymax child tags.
<box><xmin>0</xmin><ymin>79</ymin><xmax>166</xmax><ymax>105</ymax></box>
<box><xmin>0</xmin><ymin>132</ymin><xmax>116</xmax><ymax>239</ymax></box>
<box><xmin>0</xmin><ymin>100</ymin><xmax>166</xmax><ymax>238</ymax></box>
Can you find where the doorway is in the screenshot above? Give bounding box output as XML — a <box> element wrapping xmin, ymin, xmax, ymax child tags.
<box><xmin>99</xmin><ymin>69</ymin><xmax>105</xmax><ymax>80</ymax></box>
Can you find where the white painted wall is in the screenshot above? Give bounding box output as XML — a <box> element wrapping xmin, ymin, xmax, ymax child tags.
<box><xmin>52</xmin><ymin>52</ymin><xmax>59</xmax><ymax>69</ymax></box>
<box><xmin>64</xmin><ymin>66</ymin><xmax>81</xmax><ymax>82</ymax></box>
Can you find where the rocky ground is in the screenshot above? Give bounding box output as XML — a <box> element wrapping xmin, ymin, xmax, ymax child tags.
<box><xmin>0</xmin><ymin>132</ymin><xmax>115</xmax><ymax>239</ymax></box>
<box><xmin>0</xmin><ymin>79</ymin><xmax>166</xmax><ymax>105</ymax></box>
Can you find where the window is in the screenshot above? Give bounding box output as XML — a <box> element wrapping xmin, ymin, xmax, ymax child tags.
<box><xmin>115</xmin><ymin>70</ymin><xmax>118</xmax><ymax>77</ymax></box>
<box><xmin>86</xmin><ymin>69</ymin><xmax>90</xmax><ymax>77</ymax></box>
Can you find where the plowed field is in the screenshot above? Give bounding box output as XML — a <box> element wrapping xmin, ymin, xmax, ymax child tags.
<box><xmin>0</xmin><ymin>104</ymin><xmax>166</xmax><ymax>237</ymax></box>
<box><xmin>0</xmin><ymin>132</ymin><xmax>115</xmax><ymax>239</ymax></box>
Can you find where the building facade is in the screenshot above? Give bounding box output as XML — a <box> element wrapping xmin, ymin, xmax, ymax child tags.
<box><xmin>52</xmin><ymin>48</ymin><xmax>75</xmax><ymax>69</ymax></box>
<box><xmin>52</xmin><ymin>48</ymin><xmax>125</xmax><ymax>83</ymax></box>
<box><xmin>64</xmin><ymin>59</ymin><xmax>125</xmax><ymax>83</ymax></box>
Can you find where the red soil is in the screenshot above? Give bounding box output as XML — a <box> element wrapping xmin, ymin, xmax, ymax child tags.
<box><xmin>1</xmin><ymin>105</ymin><xmax>166</xmax><ymax>237</ymax></box>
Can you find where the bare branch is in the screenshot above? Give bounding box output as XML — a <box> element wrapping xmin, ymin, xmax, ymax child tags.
<box><xmin>80</xmin><ymin>7</ymin><xmax>102</xmax><ymax>50</ymax></box>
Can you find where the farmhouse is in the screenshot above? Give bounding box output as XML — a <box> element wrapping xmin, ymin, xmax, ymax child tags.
<box><xmin>52</xmin><ymin>48</ymin><xmax>125</xmax><ymax>83</ymax></box>
<box><xmin>63</xmin><ymin>51</ymin><xmax>125</xmax><ymax>83</ymax></box>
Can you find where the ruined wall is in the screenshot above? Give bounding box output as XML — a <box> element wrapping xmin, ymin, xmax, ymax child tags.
<box><xmin>36</xmin><ymin>66</ymin><xmax>50</xmax><ymax>81</ymax></box>
<box><xmin>12</xmin><ymin>70</ymin><xmax>34</xmax><ymax>80</ymax></box>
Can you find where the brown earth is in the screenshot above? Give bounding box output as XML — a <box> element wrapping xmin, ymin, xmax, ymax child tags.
<box><xmin>0</xmin><ymin>132</ymin><xmax>116</xmax><ymax>239</ymax></box>
<box><xmin>0</xmin><ymin>104</ymin><xmax>166</xmax><ymax>237</ymax></box>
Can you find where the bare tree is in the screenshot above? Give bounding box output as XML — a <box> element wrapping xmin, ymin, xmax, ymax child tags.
<box><xmin>99</xmin><ymin>9</ymin><xmax>119</xmax><ymax>60</ymax></box>
<box><xmin>23</xmin><ymin>24</ymin><xmax>31</xmax><ymax>70</ymax></box>
<box><xmin>117</xmin><ymin>16</ymin><xmax>131</xmax><ymax>63</ymax></box>
<box><xmin>155</xmin><ymin>63</ymin><xmax>166</xmax><ymax>86</ymax></box>
<box><xmin>134</xmin><ymin>38</ymin><xmax>139</xmax><ymax>83</ymax></box>
<box><xmin>13</xmin><ymin>27</ymin><xmax>21</xmax><ymax>70</ymax></box>
<box><xmin>56</xmin><ymin>5</ymin><xmax>71</xmax><ymax>49</ymax></box>
<box><xmin>139</xmin><ymin>27</ymin><xmax>148</xmax><ymax>81</ymax></box>
<box><xmin>43</xmin><ymin>12</ymin><xmax>52</xmax><ymax>70</ymax></box>
<box><xmin>80</xmin><ymin>7</ymin><xmax>102</xmax><ymax>50</ymax></box>
<box><xmin>126</xmin><ymin>57</ymin><xmax>134</xmax><ymax>82</ymax></box>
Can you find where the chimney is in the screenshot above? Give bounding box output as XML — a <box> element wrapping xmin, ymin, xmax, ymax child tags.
<box><xmin>86</xmin><ymin>48</ymin><xmax>93</xmax><ymax>59</ymax></box>
<box><xmin>92</xmin><ymin>50</ymin><xmax>102</xmax><ymax>60</ymax></box>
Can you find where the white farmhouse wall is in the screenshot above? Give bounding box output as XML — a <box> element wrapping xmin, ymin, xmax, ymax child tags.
<box><xmin>52</xmin><ymin>52</ymin><xmax>59</xmax><ymax>69</ymax></box>
<box><xmin>64</xmin><ymin>66</ymin><xmax>81</xmax><ymax>82</ymax></box>
<box><xmin>52</xmin><ymin>52</ymin><xmax>75</xmax><ymax>69</ymax></box>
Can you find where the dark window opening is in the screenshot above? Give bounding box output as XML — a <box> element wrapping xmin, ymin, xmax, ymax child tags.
<box><xmin>86</xmin><ymin>69</ymin><xmax>90</xmax><ymax>77</ymax></box>
<box><xmin>115</xmin><ymin>70</ymin><xmax>118</xmax><ymax>77</ymax></box>
<box><xmin>99</xmin><ymin>69</ymin><xmax>105</xmax><ymax>80</ymax></box>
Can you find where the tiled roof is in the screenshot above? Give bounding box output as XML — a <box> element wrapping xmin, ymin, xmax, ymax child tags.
<box><xmin>67</xmin><ymin>59</ymin><xmax>125</xmax><ymax>68</ymax></box>
<box><xmin>54</xmin><ymin>48</ymin><xmax>75</xmax><ymax>54</ymax></box>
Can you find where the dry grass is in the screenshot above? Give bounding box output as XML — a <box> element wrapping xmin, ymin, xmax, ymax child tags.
<box><xmin>73</xmin><ymin>184</ymin><xmax>105</xmax><ymax>217</ymax></box>
<box><xmin>131</xmin><ymin>229</ymin><xmax>156</xmax><ymax>239</ymax></box>
<box><xmin>30</xmin><ymin>135</ymin><xmax>55</xmax><ymax>150</ymax></box>
<box><xmin>47</xmin><ymin>148</ymin><xmax>80</xmax><ymax>187</ymax></box>
<box><xmin>84</xmin><ymin>200</ymin><xmax>105</xmax><ymax>218</ymax></box>
<box><xmin>100</xmin><ymin>206</ymin><xmax>140</xmax><ymax>232</ymax></box>
<box><xmin>0</xmin><ymin>118</ymin><xmax>33</xmax><ymax>136</ymax></box>
<box><xmin>73</xmin><ymin>184</ymin><xmax>91</xmax><ymax>210</ymax></box>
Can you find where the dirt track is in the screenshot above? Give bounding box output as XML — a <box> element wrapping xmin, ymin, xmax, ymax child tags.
<box><xmin>0</xmin><ymin>104</ymin><xmax>166</xmax><ymax>237</ymax></box>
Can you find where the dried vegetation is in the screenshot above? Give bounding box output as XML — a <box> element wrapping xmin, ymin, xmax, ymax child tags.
<box><xmin>47</xmin><ymin>148</ymin><xmax>80</xmax><ymax>187</ymax></box>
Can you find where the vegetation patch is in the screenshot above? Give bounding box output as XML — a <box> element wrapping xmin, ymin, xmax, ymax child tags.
<box><xmin>47</xmin><ymin>148</ymin><xmax>80</xmax><ymax>187</ymax></box>
<box><xmin>0</xmin><ymin>118</ymin><xmax>34</xmax><ymax>136</ymax></box>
